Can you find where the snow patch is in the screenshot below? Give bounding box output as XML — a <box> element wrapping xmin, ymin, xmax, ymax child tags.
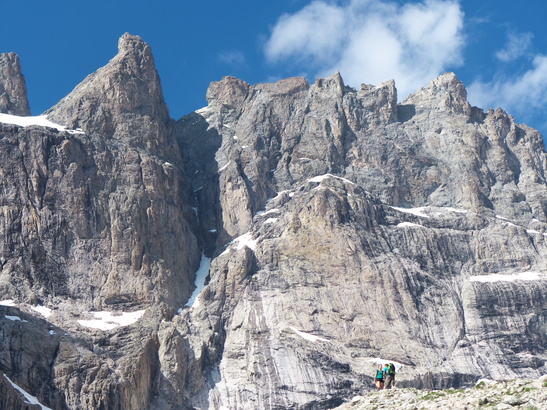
<box><xmin>308</xmin><ymin>173</ymin><xmax>355</xmax><ymax>185</ymax></box>
<box><xmin>218</xmin><ymin>161</ymin><xmax>230</xmax><ymax>173</ymax></box>
<box><xmin>442</xmin><ymin>207</ymin><xmax>468</xmax><ymax>214</ymax></box>
<box><xmin>257</xmin><ymin>208</ymin><xmax>279</xmax><ymax>216</ymax></box>
<box><xmin>0</xmin><ymin>113</ymin><xmax>84</xmax><ymax>134</ymax></box>
<box><xmin>195</xmin><ymin>106</ymin><xmax>211</xmax><ymax>115</ymax></box>
<box><xmin>185</xmin><ymin>253</ymin><xmax>212</xmax><ymax>308</ymax></box>
<box><xmin>236</xmin><ymin>233</ymin><xmax>258</xmax><ymax>250</ymax></box>
<box><xmin>527</xmin><ymin>229</ymin><xmax>541</xmax><ymax>235</ymax></box>
<box><xmin>224</xmin><ymin>232</ymin><xmax>259</xmax><ymax>253</ymax></box>
<box><xmin>49</xmin><ymin>330</ymin><xmax>56</xmax><ymax>335</ymax></box>
<box><xmin>496</xmin><ymin>215</ymin><xmax>518</xmax><ymax>227</ymax></box>
<box><xmin>3</xmin><ymin>374</ymin><xmax>52</xmax><ymax>410</ymax></box>
<box><xmin>77</xmin><ymin>310</ymin><xmax>145</xmax><ymax>331</ymax></box>
<box><xmin>263</xmin><ymin>218</ymin><xmax>278</xmax><ymax>225</ymax></box>
<box><xmin>469</xmin><ymin>272</ymin><xmax>546</xmax><ymax>283</ymax></box>
<box><xmin>369</xmin><ymin>358</ymin><xmax>405</xmax><ymax>372</ymax></box>
<box><xmin>31</xmin><ymin>305</ymin><xmax>52</xmax><ymax>318</ymax></box>
<box><xmin>289</xmin><ymin>326</ymin><xmax>329</xmax><ymax>343</ymax></box>
<box><xmin>391</xmin><ymin>206</ymin><xmax>430</xmax><ymax>218</ymax></box>
<box><xmin>397</xmin><ymin>222</ymin><xmax>423</xmax><ymax>228</ymax></box>
<box><xmin>0</xmin><ymin>299</ymin><xmax>16</xmax><ymax>306</ymax></box>
<box><xmin>5</xmin><ymin>315</ymin><xmax>27</xmax><ymax>322</ymax></box>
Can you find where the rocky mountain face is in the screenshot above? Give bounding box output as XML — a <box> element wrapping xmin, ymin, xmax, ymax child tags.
<box><xmin>1</xmin><ymin>33</ymin><xmax>547</xmax><ymax>409</ymax></box>
<box><xmin>0</xmin><ymin>52</ymin><xmax>30</xmax><ymax>116</ymax></box>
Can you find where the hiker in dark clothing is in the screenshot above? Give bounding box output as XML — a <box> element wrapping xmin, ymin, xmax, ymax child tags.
<box><xmin>384</xmin><ymin>363</ymin><xmax>396</xmax><ymax>389</ymax></box>
<box><xmin>373</xmin><ymin>364</ymin><xmax>384</xmax><ymax>389</ymax></box>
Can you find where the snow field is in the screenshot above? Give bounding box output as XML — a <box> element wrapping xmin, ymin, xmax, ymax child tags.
<box><xmin>77</xmin><ymin>310</ymin><xmax>146</xmax><ymax>331</ymax></box>
<box><xmin>185</xmin><ymin>253</ymin><xmax>212</xmax><ymax>308</ymax></box>
<box><xmin>369</xmin><ymin>357</ymin><xmax>405</xmax><ymax>372</ymax></box>
<box><xmin>0</xmin><ymin>113</ymin><xmax>84</xmax><ymax>134</ymax></box>
<box><xmin>3</xmin><ymin>374</ymin><xmax>52</xmax><ymax>410</ymax></box>
<box><xmin>469</xmin><ymin>272</ymin><xmax>546</xmax><ymax>283</ymax></box>
<box><xmin>289</xmin><ymin>326</ymin><xmax>329</xmax><ymax>343</ymax></box>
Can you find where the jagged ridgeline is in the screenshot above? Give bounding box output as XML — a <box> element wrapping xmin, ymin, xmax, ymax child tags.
<box><xmin>0</xmin><ymin>33</ymin><xmax>547</xmax><ymax>409</ymax></box>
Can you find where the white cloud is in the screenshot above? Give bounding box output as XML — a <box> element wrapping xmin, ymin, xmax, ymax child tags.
<box><xmin>467</xmin><ymin>54</ymin><xmax>547</xmax><ymax>124</ymax></box>
<box><xmin>218</xmin><ymin>49</ymin><xmax>247</xmax><ymax>68</ymax></box>
<box><xmin>495</xmin><ymin>31</ymin><xmax>534</xmax><ymax>63</ymax></box>
<box><xmin>265</xmin><ymin>1</ymin><xmax>346</xmax><ymax>66</ymax></box>
<box><xmin>467</xmin><ymin>27</ymin><xmax>547</xmax><ymax>130</ymax></box>
<box><xmin>264</xmin><ymin>0</ymin><xmax>465</xmax><ymax>99</ymax></box>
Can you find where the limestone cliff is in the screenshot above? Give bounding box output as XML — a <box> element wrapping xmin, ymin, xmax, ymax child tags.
<box><xmin>0</xmin><ymin>34</ymin><xmax>199</xmax><ymax>312</ymax></box>
<box><xmin>1</xmin><ymin>34</ymin><xmax>201</xmax><ymax>409</ymax></box>
<box><xmin>1</xmin><ymin>33</ymin><xmax>547</xmax><ymax>410</ymax></box>
<box><xmin>0</xmin><ymin>52</ymin><xmax>30</xmax><ymax>115</ymax></box>
<box><xmin>176</xmin><ymin>71</ymin><xmax>547</xmax><ymax>408</ymax></box>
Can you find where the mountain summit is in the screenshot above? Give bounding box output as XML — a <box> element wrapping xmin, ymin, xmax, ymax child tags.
<box><xmin>1</xmin><ymin>34</ymin><xmax>547</xmax><ymax>409</ymax></box>
<box><xmin>45</xmin><ymin>33</ymin><xmax>170</xmax><ymax>148</ymax></box>
<box><xmin>0</xmin><ymin>52</ymin><xmax>30</xmax><ymax>116</ymax></box>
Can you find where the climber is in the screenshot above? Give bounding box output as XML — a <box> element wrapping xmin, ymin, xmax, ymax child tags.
<box><xmin>384</xmin><ymin>363</ymin><xmax>396</xmax><ymax>389</ymax></box>
<box><xmin>373</xmin><ymin>364</ymin><xmax>384</xmax><ymax>389</ymax></box>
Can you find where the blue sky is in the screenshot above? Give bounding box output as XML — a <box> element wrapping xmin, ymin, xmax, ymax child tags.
<box><xmin>1</xmin><ymin>0</ymin><xmax>546</xmax><ymax>137</ymax></box>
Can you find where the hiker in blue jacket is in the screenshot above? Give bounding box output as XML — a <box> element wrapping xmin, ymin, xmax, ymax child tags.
<box><xmin>384</xmin><ymin>363</ymin><xmax>396</xmax><ymax>389</ymax></box>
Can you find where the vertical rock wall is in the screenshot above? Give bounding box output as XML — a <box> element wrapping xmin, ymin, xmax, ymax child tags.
<box><xmin>1</xmin><ymin>32</ymin><xmax>547</xmax><ymax>409</ymax></box>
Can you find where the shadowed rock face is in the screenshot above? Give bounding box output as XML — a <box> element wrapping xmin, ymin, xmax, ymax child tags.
<box><xmin>0</xmin><ymin>53</ymin><xmax>30</xmax><ymax>116</ymax></box>
<box><xmin>1</xmin><ymin>33</ymin><xmax>547</xmax><ymax>410</ymax></box>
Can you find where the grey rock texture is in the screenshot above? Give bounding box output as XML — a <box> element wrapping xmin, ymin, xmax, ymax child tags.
<box><xmin>46</xmin><ymin>33</ymin><xmax>171</xmax><ymax>151</ymax></box>
<box><xmin>175</xmin><ymin>71</ymin><xmax>547</xmax><ymax>408</ymax></box>
<box><xmin>0</xmin><ymin>34</ymin><xmax>199</xmax><ymax>311</ymax></box>
<box><xmin>1</xmin><ymin>32</ymin><xmax>547</xmax><ymax>410</ymax></box>
<box><xmin>179</xmin><ymin>72</ymin><xmax>547</xmax><ymax>242</ymax></box>
<box><xmin>0</xmin><ymin>34</ymin><xmax>202</xmax><ymax>410</ymax></box>
<box><xmin>1</xmin><ymin>304</ymin><xmax>165</xmax><ymax>409</ymax></box>
<box><xmin>0</xmin><ymin>374</ymin><xmax>44</xmax><ymax>410</ymax></box>
<box><xmin>0</xmin><ymin>52</ymin><xmax>31</xmax><ymax>115</ymax></box>
<box><xmin>175</xmin><ymin>176</ymin><xmax>547</xmax><ymax>408</ymax></box>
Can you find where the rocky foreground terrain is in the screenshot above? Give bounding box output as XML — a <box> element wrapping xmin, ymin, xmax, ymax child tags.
<box><xmin>1</xmin><ymin>33</ymin><xmax>547</xmax><ymax>409</ymax></box>
<box><xmin>336</xmin><ymin>376</ymin><xmax>547</xmax><ymax>409</ymax></box>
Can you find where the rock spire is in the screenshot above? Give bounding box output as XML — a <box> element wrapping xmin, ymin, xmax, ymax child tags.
<box><xmin>45</xmin><ymin>33</ymin><xmax>170</xmax><ymax>149</ymax></box>
<box><xmin>0</xmin><ymin>52</ymin><xmax>30</xmax><ymax>116</ymax></box>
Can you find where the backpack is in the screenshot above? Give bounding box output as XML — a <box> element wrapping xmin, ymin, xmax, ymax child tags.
<box><xmin>387</xmin><ymin>363</ymin><xmax>396</xmax><ymax>376</ymax></box>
